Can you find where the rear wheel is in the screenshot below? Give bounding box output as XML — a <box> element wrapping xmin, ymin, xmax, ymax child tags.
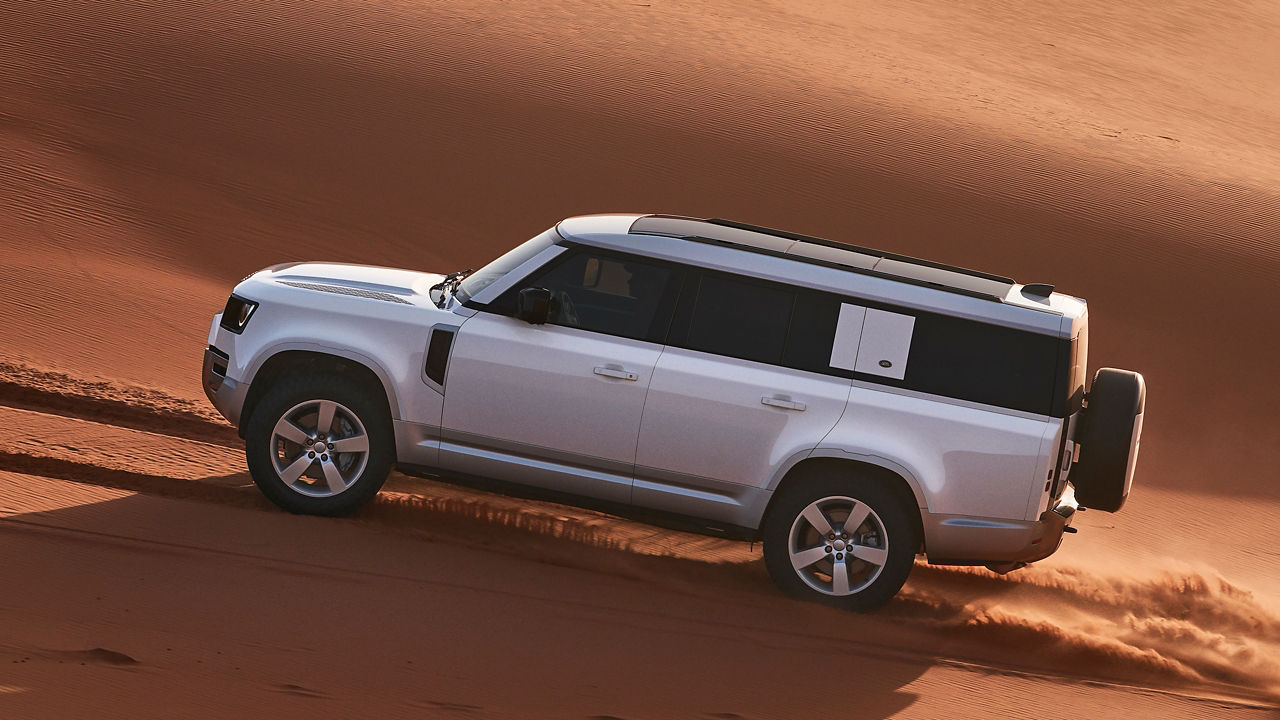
<box><xmin>245</xmin><ymin>373</ymin><xmax>393</xmax><ymax>515</ymax></box>
<box><xmin>763</xmin><ymin>471</ymin><xmax>917</xmax><ymax>611</ymax></box>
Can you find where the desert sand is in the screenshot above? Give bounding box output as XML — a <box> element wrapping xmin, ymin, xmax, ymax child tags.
<box><xmin>1</xmin><ymin>0</ymin><xmax>1278</xmax><ymax>717</ymax></box>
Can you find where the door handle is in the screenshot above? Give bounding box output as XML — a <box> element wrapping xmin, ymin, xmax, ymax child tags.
<box><xmin>761</xmin><ymin>395</ymin><xmax>806</xmax><ymax>411</ymax></box>
<box><xmin>594</xmin><ymin>366</ymin><xmax>638</xmax><ymax>381</ymax></box>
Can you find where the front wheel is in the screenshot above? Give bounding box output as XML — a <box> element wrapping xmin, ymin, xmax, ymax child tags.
<box><xmin>245</xmin><ymin>373</ymin><xmax>394</xmax><ymax>516</ymax></box>
<box><xmin>762</xmin><ymin>471</ymin><xmax>918</xmax><ymax>611</ymax></box>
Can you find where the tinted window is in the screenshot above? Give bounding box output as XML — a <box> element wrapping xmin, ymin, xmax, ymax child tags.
<box><xmin>667</xmin><ymin>266</ymin><xmax>1068</xmax><ymax>415</ymax></box>
<box><xmin>685</xmin><ymin>274</ymin><xmax>795</xmax><ymax>364</ymax></box>
<box><xmin>901</xmin><ymin>312</ymin><xmax>1063</xmax><ymax>415</ymax></box>
<box><xmin>777</xmin><ymin>290</ymin><xmax>1064</xmax><ymax>415</ymax></box>
<box><xmin>781</xmin><ymin>292</ymin><xmax>841</xmax><ymax>373</ymax></box>
<box><xmin>510</xmin><ymin>251</ymin><xmax>680</xmax><ymax>342</ymax></box>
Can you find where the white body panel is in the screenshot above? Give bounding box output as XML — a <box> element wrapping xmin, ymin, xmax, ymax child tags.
<box><xmin>829</xmin><ymin>304</ymin><xmax>866</xmax><ymax>371</ymax></box>
<box><xmin>852</xmin><ymin>308</ymin><xmax>914</xmax><ymax>380</ymax></box>
<box><xmin>820</xmin><ymin>383</ymin><xmax>1057</xmax><ymax>521</ymax></box>
<box><xmin>439</xmin><ymin>311</ymin><xmax>662</xmax><ymax>502</ymax></box>
<box><xmin>635</xmin><ymin>348</ymin><xmax>852</xmax><ymax>490</ymax></box>
<box><xmin>205</xmin><ymin>262</ymin><xmax>459</xmax><ymax>431</ymax></box>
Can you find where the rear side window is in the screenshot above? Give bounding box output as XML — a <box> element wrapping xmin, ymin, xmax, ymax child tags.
<box><xmin>683</xmin><ymin>274</ymin><xmax>795</xmax><ymax>364</ymax></box>
<box><xmin>903</xmin><ymin>314</ymin><xmax>1063</xmax><ymax>415</ymax></box>
<box><xmin>780</xmin><ymin>292</ymin><xmax>841</xmax><ymax>372</ymax></box>
<box><xmin>672</xmin><ymin>269</ymin><xmax>1066</xmax><ymax>414</ymax></box>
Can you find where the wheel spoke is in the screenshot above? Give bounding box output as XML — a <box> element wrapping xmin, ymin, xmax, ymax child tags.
<box><xmin>273</xmin><ymin>417</ymin><xmax>310</xmax><ymax>445</ymax></box>
<box><xmin>320</xmin><ymin>460</ymin><xmax>347</xmax><ymax>494</ymax></box>
<box><xmin>279</xmin><ymin>454</ymin><xmax>313</xmax><ymax>485</ymax></box>
<box><xmin>831</xmin><ymin>559</ymin><xmax>851</xmax><ymax>595</ymax></box>
<box><xmin>849</xmin><ymin>544</ymin><xmax>888</xmax><ymax>567</ymax></box>
<box><xmin>841</xmin><ymin>503</ymin><xmax>872</xmax><ymax>534</ymax></box>
<box><xmin>801</xmin><ymin>503</ymin><xmax>835</xmax><ymax>537</ymax></box>
<box><xmin>790</xmin><ymin>545</ymin><xmax>830</xmax><ymax>571</ymax></box>
<box><xmin>315</xmin><ymin>400</ymin><xmax>337</xmax><ymax>436</ymax></box>
<box><xmin>330</xmin><ymin>433</ymin><xmax>368</xmax><ymax>453</ymax></box>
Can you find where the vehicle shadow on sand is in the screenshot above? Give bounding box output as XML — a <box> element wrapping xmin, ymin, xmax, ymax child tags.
<box><xmin>0</xmin><ymin>473</ymin><xmax>931</xmax><ymax>719</ymax></box>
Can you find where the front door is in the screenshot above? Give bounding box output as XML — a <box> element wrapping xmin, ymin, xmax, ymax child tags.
<box><xmin>440</xmin><ymin>248</ymin><xmax>683</xmax><ymax>502</ymax></box>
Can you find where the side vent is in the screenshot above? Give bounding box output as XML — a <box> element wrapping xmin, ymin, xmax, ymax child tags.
<box><xmin>278</xmin><ymin>280</ymin><xmax>412</xmax><ymax>304</ymax></box>
<box><xmin>424</xmin><ymin>327</ymin><xmax>456</xmax><ymax>386</ymax></box>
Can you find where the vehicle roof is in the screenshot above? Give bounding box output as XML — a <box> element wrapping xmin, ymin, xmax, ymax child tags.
<box><xmin>555</xmin><ymin>214</ymin><xmax>1086</xmax><ymax>338</ymax></box>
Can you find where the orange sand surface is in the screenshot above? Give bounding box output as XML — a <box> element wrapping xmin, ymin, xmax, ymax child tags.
<box><xmin>1</xmin><ymin>0</ymin><xmax>1278</xmax><ymax>716</ymax></box>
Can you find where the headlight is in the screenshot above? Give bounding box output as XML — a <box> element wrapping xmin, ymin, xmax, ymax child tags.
<box><xmin>219</xmin><ymin>294</ymin><xmax>259</xmax><ymax>334</ymax></box>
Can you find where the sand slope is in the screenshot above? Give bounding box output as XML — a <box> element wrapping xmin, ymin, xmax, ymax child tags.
<box><xmin>2</xmin><ymin>0</ymin><xmax>1279</xmax><ymax>715</ymax></box>
<box><xmin>2</xmin><ymin>471</ymin><xmax>1278</xmax><ymax>719</ymax></box>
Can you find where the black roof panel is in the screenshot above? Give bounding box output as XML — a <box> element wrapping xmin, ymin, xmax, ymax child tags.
<box><xmin>628</xmin><ymin>215</ymin><xmax>1016</xmax><ymax>302</ymax></box>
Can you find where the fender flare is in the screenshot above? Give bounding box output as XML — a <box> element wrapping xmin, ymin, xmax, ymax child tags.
<box><xmin>245</xmin><ymin>341</ymin><xmax>404</xmax><ymax>420</ymax></box>
<box><xmin>767</xmin><ymin>448</ymin><xmax>932</xmax><ymax>513</ymax></box>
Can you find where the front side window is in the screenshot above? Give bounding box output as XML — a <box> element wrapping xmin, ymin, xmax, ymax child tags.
<box><xmin>505</xmin><ymin>250</ymin><xmax>681</xmax><ymax>342</ymax></box>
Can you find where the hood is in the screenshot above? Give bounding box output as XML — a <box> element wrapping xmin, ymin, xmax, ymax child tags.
<box><xmin>258</xmin><ymin>262</ymin><xmax>446</xmax><ymax>306</ymax></box>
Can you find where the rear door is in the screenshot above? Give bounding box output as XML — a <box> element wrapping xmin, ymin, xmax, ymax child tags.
<box><xmin>634</xmin><ymin>272</ymin><xmax>852</xmax><ymax>504</ymax></box>
<box><xmin>441</xmin><ymin>248</ymin><xmax>683</xmax><ymax>502</ymax></box>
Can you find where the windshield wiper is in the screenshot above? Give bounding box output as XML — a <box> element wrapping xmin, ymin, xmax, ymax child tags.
<box><xmin>430</xmin><ymin>268</ymin><xmax>475</xmax><ymax>308</ymax></box>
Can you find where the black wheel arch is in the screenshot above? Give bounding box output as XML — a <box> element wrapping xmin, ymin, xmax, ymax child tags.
<box><xmin>240</xmin><ymin>350</ymin><xmax>395</xmax><ymax>445</ymax></box>
<box><xmin>761</xmin><ymin>457</ymin><xmax>925</xmax><ymax>553</ymax></box>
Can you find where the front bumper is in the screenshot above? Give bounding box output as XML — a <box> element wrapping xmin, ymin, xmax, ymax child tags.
<box><xmin>203</xmin><ymin>345</ymin><xmax>247</xmax><ymax>427</ymax></box>
<box><xmin>923</xmin><ymin>486</ymin><xmax>1079</xmax><ymax>566</ymax></box>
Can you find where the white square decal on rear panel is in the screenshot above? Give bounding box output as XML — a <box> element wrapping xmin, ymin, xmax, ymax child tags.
<box><xmin>853</xmin><ymin>308</ymin><xmax>915</xmax><ymax>380</ymax></box>
<box><xmin>829</xmin><ymin>303</ymin><xmax>867</xmax><ymax>371</ymax></box>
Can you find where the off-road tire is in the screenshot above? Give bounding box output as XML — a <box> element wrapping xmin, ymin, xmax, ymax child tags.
<box><xmin>245</xmin><ymin>372</ymin><xmax>394</xmax><ymax>516</ymax></box>
<box><xmin>1071</xmin><ymin>368</ymin><xmax>1145</xmax><ymax>512</ymax></box>
<box><xmin>763</xmin><ymin>469</ymin><xmax>918</xmax><ymax>611</ymax></box>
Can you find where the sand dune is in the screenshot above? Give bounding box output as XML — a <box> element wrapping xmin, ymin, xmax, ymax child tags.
<box><xmin>2</xmin><ymin>0</ymin><xmax>1279</xmax><ymax>715</ymax></box>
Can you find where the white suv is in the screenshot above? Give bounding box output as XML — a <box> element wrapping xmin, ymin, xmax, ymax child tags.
<box><xmin>203</xmin><ymin>214</ymin><xmax>1146</xmax><ymax>609</ymax></box>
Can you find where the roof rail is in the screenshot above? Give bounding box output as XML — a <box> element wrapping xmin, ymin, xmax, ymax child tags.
<box><xmin>673</xmin><ymin>233</ymin><xmax>1005</xmax><ymax>303</ymax></box>
<box><xmin>704</xmin><ymin>218</ymin><xmax>1014</xmax><ymax>284</ymax></box>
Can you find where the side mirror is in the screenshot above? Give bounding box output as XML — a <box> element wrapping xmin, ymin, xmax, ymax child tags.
<box><xmin>516</xmin><ymin>287</ymin><xmax>553</xmax><ymax>324</ymax></box>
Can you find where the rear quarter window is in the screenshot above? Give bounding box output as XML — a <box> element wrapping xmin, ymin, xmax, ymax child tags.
<box><xmin>902</xmin><ymin>313</ymin><xmax>1063</xmax><ymax>415</ymax></box>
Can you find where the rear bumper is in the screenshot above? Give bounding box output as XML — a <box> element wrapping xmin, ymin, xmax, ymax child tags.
<box><xmin>203</xmin><ymin>345</ymin><xmax>247</xmax><ymax>427</ymax></box>
<box><xmin>923</xmin><ymin>486</ymin><xmax>1079</xmax><ymax>566</ymax></box>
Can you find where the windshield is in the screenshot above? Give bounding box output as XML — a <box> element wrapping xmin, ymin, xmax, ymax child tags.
<box><xmin>454</xmin><ymin>227</ymin><xmax>559</xmax><ymax>305</ymax></box>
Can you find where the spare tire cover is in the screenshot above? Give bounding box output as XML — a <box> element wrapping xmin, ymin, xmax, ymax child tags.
<box><xmin>1071</xmin><ymin>368</ymin><xmax>1146</xmax><ymax>512</ymax></box>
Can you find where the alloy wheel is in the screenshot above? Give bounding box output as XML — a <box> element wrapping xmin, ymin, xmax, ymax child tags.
<box><xmin>269</xmin><ymin>399</ymin><xmax>371</xmax><ymax>497</ymax></box>
<box><xmin>787</xmin><ymin>495</ymin><xmax>890</xmax><ymax>596</ymax></box>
